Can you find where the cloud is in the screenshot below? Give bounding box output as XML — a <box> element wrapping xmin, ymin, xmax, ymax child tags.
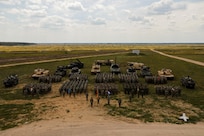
<box><xmin>0</xmin><ymin>0</ymin><xmax>21</xmax><ymax>5</ymax></box>
<box><xmin>128</xmin><ymin>15</ymin><xmax>153</xmax><ymax>26</ymax></box>
<box><xmin>40</xmin><ymin>15</ymin><xmax>70</xmax><ymax>29</ymax></box>
<box><xmin>0</xmin><ymin>15</ymin><xmax>6</xmax><ymax>24</ymax></box>
<box><xmin>22</xmin><ymin>9</ymin><xmax>47</xmax><ymax>18</ymax></box>
<box><xmin>90</xmin><ymin>17</ymin><xmax>106</xmax><ymax>25</ymax></box>
<box><xmin>147</xmin><ymin>0</ymin><xmax>186</xmax><ymax>15</ymax></box>
<box><xmin>67</xmin><ymin>1</ymin><xmax>85</xmax><ymax>11</ymax></box>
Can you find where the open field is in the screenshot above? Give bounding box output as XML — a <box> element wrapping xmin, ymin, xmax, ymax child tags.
<box><xmin>0</xmin><ymin>44</ymin><xmax>204</xmax><ymax>132</ymax></box>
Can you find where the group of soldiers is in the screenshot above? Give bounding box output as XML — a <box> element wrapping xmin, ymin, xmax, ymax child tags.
<box><xmin>61</xmin><ymin>87</ymin><xmax>145</xmax><ymax>108</ymax></box>
<box><xmin>87</xmin><ymin>90</ymin><xmax>124</xmax><ymax>108</ymax></box>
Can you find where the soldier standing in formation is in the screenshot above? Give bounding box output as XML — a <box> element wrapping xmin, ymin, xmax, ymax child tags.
<box><xmin>137</xmin><ymin>87</ymin><xmax>140</xmax><ymax>98</ymax></box>
<box><xmin>118</xmin><ymin>98</ymin><xmax>122</xmax><ymax>107</ymax></box>
<box><xmin>129</xmin><ymin>95</ymin><xmax>132</xmax><ymax>102</ymax></box>
<box><xmin>90</xmin><ymin>97</ymin><xmax>93</xmax><ymax>107</ymax></box>
<box><xmin>165</xmin><ymin>89</ymin><xmax>169</xmax><ymax>99</ymax></box>
<box><xmin>86</xmin><ymin>92</ymin><xmax>89</xmax><ymax>101</ymax></box>
<box><xmin>97</xmin><ymin>96</ymin><xmax>100</xmax><ymax>104</ymax></box>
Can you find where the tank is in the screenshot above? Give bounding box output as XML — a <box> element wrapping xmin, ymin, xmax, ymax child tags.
<box><xmin>32</xmin><ymin>68</ymin><xmax>50</xmax><ymax>79</ymax></box>
<box><xmin>67</xmin><ymin>59</ymin><xmax>84</xmax><ymax>69</ymax></box>
<box><xmin>91</xmin><ymin>64</ymin><xmax>101</xmax><ymax>75</ymax></box>
<box><xmin>127</xmin><ymin>62</ymin><xmax>144</xmax><ymax>70</ymax></box>
<box><xmin>95</xmin><ymin>59</ymin><xmax>114</xmax><ymax>66</ymax></box>
<box><xmin>158</xmin><ymin>68</ymin><xmax>174</xmax><ymax>80</ymax></box>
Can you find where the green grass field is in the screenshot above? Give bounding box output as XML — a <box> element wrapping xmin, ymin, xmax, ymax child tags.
<box><xmin>0</xmin><ymin>44</ymin><xmax>204</xmax><ymax>130</ymax></box>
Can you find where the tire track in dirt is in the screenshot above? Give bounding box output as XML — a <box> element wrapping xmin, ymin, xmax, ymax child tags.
<box><xmin>151</xmin><ymin>49</ymin><xmax>204</xmax><ymax>67</ymax></box>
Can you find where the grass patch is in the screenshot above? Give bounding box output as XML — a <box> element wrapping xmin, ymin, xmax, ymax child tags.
<box><xmin>0</xmin><ymin>103</ymin><xmax>35</xmax><ymax>130</ymax></box>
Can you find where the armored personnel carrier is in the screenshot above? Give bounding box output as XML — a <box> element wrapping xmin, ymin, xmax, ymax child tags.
<box><xmin>68</xmin><ymin>67</ymin><xmax>81</xmax><ymax>77</ymax></box>
<box><xmin>181</xmin><ymin>76</ymin><xmax>195</xmax><ymax>89</ymax></box>
<box><xmin>139</xmin><ymin>66</ymin><xmax>152</xmax><ymax>77</ymax></box>
<box><xmin>3</xmin><ymin>74</ymin><xmax>19</xmax><ymax>87</ymax></box>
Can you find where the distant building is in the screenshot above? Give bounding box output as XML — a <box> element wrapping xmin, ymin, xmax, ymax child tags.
<box><xmin>132</xmin><ymin>50</ymin><xmax>140</xmax><ymax>55</ymax></box>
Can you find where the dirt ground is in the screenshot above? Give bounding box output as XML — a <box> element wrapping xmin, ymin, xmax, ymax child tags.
<box><xmin>1</xmin><ymin>85</ymin><xmax>204</xmax><ymax>136</ymax></box>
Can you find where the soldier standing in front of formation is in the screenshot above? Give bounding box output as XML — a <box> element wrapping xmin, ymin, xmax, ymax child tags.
<box><xmin>97</xmin><ymin>96</ymin><xmax>100</xmax><ymax>104</ymax></box>
<box><xmin>73</xmin><ymin>89</ymin><xmax>76</xmax><ymax>98</ymax></box>
<box><xmin>118</xmin><ymin>98</ymin><xmax>122</xmax><ymax>107</ymax></box>
<box><xmin>107</xmin><ymin>95</ymin><xmax>110</xmax><ymax>105</ymax></box>
<box><xmin>86</xmin><ymin>92</ymin><xmax>88</xmax><ymax>101</ymax></box>
<box><xmin>90</xmin><ymin>97</ymin><xmax>93</xmax><ymax>107</ymax></box>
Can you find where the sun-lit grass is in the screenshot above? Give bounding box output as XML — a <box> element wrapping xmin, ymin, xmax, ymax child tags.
<box><xmin>1</xmin><ymin>43</ymin><xmax>203</xmax><ymax>52</ymax></box>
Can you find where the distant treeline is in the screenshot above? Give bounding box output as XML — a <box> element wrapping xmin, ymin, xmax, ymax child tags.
<box><xmin>0</xmin><ymin>42</ymin><xmax>36</xmax><ymax>46</ymax></box>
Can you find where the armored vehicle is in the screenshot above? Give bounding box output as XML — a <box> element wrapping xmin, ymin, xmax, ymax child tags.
<box><xmin>110</xmin><ymin>64</ymin><xmax>120</xmax><ymax>74</ymax></box>
<box><xmin>95</xmin><ymin>59</ymin><xmax>114</xmax><ymax>66</ymax></box>
<box><xmin>3</xmin><ymin>74</ymin><xmax>19</xmax><ymax>87</ymax></box>
<box><xmin>126</xmin><ymin>66</ymin><xmax>136</xmax><ymax>74</ymax></box>
<box><xmin>91</xmin><ymin>64</ymin><xmax>101</xmax><ymax>75</ymax></box>
<box><xmin>181</xmin><ymin>76</ymin><xmax>195</xmax><ymax>89</ymax></box>
<box><xmin>54</xmin><ymin>66</ymin><xmax>67</xmax><ymax>77</ymax></box>
<box><xmin>139</xmin><ymin>66</ymin><xmax>152</xmax><ymax>77</ymax></box>
<box><xmin>158</xmin><ymin>68</ymin><xmax>174</xmax><ymax>80</ymax></box>
<box><xmin>68</xmin><ymin>67</ymin><xmax>81</xmax><ymax>77</ymax></box>
<box><xmin>127</xmin><ymin>62</ymin><xmax>144</xmax><ymax>70</ymax></box>
<box><xmin>32</xmin><ymin>68</ymin><xmax>49</xmax><ymax>79</ymax></box>
<box><xmin>67</xmin><ymin>59</ymin><xmax>84</xmax><ymax>69</ymax></box>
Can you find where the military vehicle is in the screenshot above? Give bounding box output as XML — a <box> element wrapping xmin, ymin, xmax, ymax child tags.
<box><xmin>127</xmin><ymin>62</ymin><xmax>144</xmax><ymax>70</ymax></box>
<box><xmin>3</xmin><ymin>74</ymin><xmax>19</xmax><ymax>87</ymax></box>
<box><xmin>95</xmin><ymin>59</ymin><xmax>114</xmax><ymax>66</ymax></box>
<box><xmin>181</xmin><ymin>76</ymin><xmax>195</xmax><ymax>89</ymax></box>
<box><xmin>139</xmin><ymin>66</ymin><xmax>152</xmax><ymax>77</ymax></box>
<box><xmin>54</xmin><ymin>66</ymin><xmax>67</xmax><ymax>77</ymax></box>
<box><xmin>67</xmin><ymin>59</ymin><xmax>84</xmax><ymax>69</ymax></box>
<box><xmin>31</xmin><ymin>68</ymin><xmax>49</xmax><ymax>79</ymax></box>
<box><xmin>110</xmin><ymin>57</ymin><xmax>120</xmax><ymax>74</ymax></box>
<box><xmin>158</xmin><ymin>68</ymin><xmax>174</xmax><ymax>80</ymax></box>
<box><xmin>68</xmin><ymin>67</ymin><xmax>81</xmax><ymax>77</ymax></box>
<box><xmin>110</xmin><ymin>64</ymin><xmax>120</xmax><ymax>74</ymax></box>
<box><xmin>126</xmin><ymin>66</ymin><xmax>136</xmax><ymax>74</ymax></box>
<box><xmin>91</xmin><ymin>64</ymin><xmax>101</xmax><ymax>75</ymax></box>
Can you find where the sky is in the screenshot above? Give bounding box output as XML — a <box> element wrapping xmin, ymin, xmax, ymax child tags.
<box><xmin>0</xmin><ymin>0</ymin><xmax>204</xmax><ymax>43</ymax></box>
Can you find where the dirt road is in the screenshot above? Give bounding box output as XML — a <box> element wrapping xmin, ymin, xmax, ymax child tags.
<box><xmin>0</xmin><ymin>52</ymin><xmax>128</xmax><ymax>68</ymax></box>
<box><xmin>151</xmin><ymin>49</ymin><xmax>204</xmax><ymax>67</ymax></box>
<box><xmin>1</xmin><ymin>118</ymin><xmax>204</xmax><ymax>136</ymax></box>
